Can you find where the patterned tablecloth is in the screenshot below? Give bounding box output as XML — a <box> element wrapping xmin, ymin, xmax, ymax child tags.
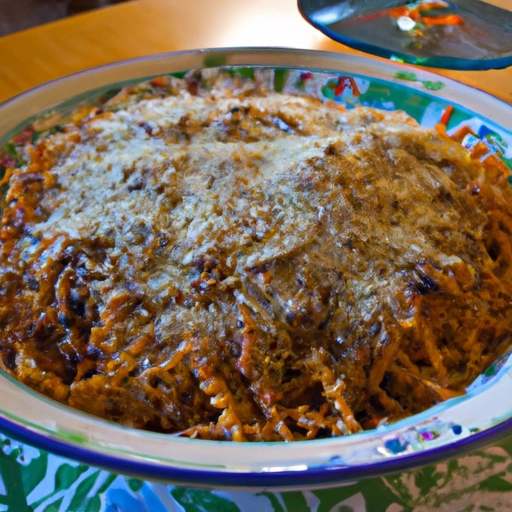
<box><xmin>1</xmin><ymin>434</ymin><xmax>510</xmax><ymax>512</ymax></box>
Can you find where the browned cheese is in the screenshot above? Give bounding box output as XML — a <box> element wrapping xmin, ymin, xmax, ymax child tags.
<box><xmin>0</xmin><ymin>73</ymin><xmax>511</xmax><ymax>441</ymax></box>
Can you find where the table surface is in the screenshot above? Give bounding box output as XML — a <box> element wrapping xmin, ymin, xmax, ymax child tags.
<box><xmin>0</xmin><ymin>0</ymin><xmax>511</xmax><ymax>104</ymax></box>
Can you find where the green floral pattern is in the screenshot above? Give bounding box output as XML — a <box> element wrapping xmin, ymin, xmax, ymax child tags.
<box><xmin>0</xmin><ymin>434</ymin><xmax>510</xmax><ymax>511</ymax></box>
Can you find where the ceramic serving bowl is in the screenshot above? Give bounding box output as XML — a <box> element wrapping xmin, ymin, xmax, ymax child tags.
<box><xmin>0</xmin><ymin>48</ymin><xmax>511</xmax><ymax>491</ymax></box>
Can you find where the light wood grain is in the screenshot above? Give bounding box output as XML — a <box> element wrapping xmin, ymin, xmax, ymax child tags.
<box><xmin>0</xmin><ymin>0</ymin><xmax>510</xmax><ymax>104</ymax></box>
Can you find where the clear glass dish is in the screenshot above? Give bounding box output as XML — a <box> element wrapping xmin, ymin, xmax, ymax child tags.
<box><xmin>298</xmin><ymin>0</ymin><xmax>512</xmax><ymax>70</ymax></box>
<box><xmin>0</xmin><ymin>47</ymin><xmax>511</xmax><ymax>489</ymax></box>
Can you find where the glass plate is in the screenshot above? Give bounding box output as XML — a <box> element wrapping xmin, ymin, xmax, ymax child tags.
<box><xmin>298</xmin><ymin>0</ymin><xmax>512</xmax><ymax>70</ymax></box>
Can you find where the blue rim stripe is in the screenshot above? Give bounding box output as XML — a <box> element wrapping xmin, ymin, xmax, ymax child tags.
<box><xmin>0</xmin><ymin>413</ymin><xmax>510</xmax><ymax>488</ymax></box>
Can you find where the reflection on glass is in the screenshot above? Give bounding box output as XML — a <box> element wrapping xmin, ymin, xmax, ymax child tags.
<box><xmin>299</xmin><ymin>0</ymin><xmax>512</xmax><ymax>69</ymax></box>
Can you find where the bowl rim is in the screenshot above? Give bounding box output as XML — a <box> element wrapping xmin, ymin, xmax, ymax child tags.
<box><xmin>1</xmin><ymin>412</ymin><xmax>510</xmax><ymax>489</ymax></box>
<box><xmin>2</xmin><ymin>47</ymin><xmax>512</xmax><ymax>126</ymax></box>
<box><xmin>1</xmin><ymin>47</ymin><xmax>512</xmax><ymax>488</ymax></box>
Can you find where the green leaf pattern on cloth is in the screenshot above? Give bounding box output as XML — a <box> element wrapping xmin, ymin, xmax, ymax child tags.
<box><xmin>0</xmin><ymin>434</ymin><xmax>510</xmax><ymax>511</ymax></box>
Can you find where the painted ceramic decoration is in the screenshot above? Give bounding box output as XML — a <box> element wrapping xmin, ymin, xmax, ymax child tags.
<box><xmin>0</xmin><ymin>49</ymin><xmax>510</xmax><ymax>510</ymax></box>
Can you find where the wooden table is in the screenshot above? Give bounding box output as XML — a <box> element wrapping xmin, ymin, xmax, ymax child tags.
<box><xmin>0</xmin><ymin>0</ymin><xmax>511</xmax><ymax>104</ymax></box>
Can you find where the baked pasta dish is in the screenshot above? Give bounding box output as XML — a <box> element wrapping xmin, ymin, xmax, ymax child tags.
<box><xmin>0</xmin><ymin>71</ymin><xmax>511</xmax><ymax>441</ymax></box>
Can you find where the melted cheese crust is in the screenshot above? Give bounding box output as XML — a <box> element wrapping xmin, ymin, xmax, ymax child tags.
<box><xmin>1</xmin><ymin>74</ymin><xmax>511</xmax><ymax>441</ymax></box>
